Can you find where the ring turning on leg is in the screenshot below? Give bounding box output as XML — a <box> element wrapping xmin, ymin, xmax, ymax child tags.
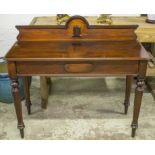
<box><xmin>131</xmin><ymin>77</ymin><xmax>145</xmax><ymax>138</ymax></box>
<box><xmin>11</xmin><ymin>79</ymin><xmax>25</xmax><ymax>138</ymax></box>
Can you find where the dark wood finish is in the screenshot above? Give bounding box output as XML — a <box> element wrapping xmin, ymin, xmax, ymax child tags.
<box><xmin>64</xmin><ymin>63</ymin><xmax>93</xmax><ymax>73</ymax></box>
<box><xmin>124</xmin><ymin>75</ymin><xmax>133</xmax><ymax>114</ymax></box>
<box><xmin>15</xmin><ymin>27</ymin><xmax>137</xmax><ymax>42</ymax></box>
<box><xmin>7</xmin><ymin>62</ymin><xmax>25</xmax><ymax>138</ymax></box>
<box><xmin>15</xmin><ymin>16</ymin><xmax>138</xmax><ymax>42</ymax></box>
<box><xmin>16</xmin><ymin>60</ymin><xmax>139</xmax><ymax>76</ymax></box>
<box><xmin>131</xmin><ymin>61</ymin><xmax>147</xmax><ymax>137</ymax></box>
<box><xmin>5</xmin><ymin>15</ymin><xmax>149</xmax><ymax>138</ymax></box>
<box><xmin>6</xmin><ymin>41</ymin><xmax>147</xmax><ymax>61</ymax></box>
<box><xmin>22</xmin><ymin>77</ymin><xmax>31</xmax><ymax>114</ymax></box>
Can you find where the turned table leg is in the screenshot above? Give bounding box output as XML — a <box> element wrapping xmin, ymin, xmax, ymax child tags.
<box><xmin>131</xmin><ymin>77</ymin><xmax>145</xmax><ymax>137</ymax></box>
<box><xmin>11</xmin><ymin>78</ymin><xmax>25</xmax><ymax>138</ymax></box>
<box><xmin>124</xmin><ymin>75</ymin><xmax>133</xmax><ymax>114</ymax></box>
<box><xmin>131</xmin><ymin>61</ymin><xmax>147</xmax><ymax>138</ymax></box>
<box><xmin>8</xmin><ymin>62</ymin><xmax>25</xmax><ymax>138</ymax></box>
<box><xmin>22</xmin><ymin>77</ymin><xmax>32</xmax><ymax>115</ymax></box>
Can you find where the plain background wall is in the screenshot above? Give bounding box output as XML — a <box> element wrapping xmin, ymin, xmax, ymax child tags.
<box><xmin>0</xmin><ymin>14</ymin><xmax>53</xmax><ymax>57</ymax></box>
<box><xmin>0</xmin><ymin>14</ymin><xmax>140</xmax><ymax>57</ymax></box>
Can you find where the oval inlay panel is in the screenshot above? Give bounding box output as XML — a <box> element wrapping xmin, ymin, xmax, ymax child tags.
<box><xmin>64</xmin><ymin>63</ymin><xmax>94</xmax><ymax>73</ymax></box>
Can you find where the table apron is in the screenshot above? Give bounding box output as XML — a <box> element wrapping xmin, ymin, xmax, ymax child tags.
<box><xmin>16</xmin><ymin>60</ymin><xmax>139</xmax><ymax>76</ymax></box>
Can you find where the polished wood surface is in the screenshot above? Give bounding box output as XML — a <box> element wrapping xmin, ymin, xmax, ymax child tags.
<box><xmin>16</xmin><ymin>26</ymin><xmax>137</xmax><ymax>42</ymax></box>
<box><xmin>5</xmin><ymin>16</ymin><xmax>149</xmax><ymax>138</ymax></box>
<box><xmin>16</xmin><ymin>61</ymin><xmax>139</xmax><ymax>76</ymax></box>
<box><xmin>17</xmin><ymin>16</ymin><xmax>138</xmax><ymax>42</ymax></box>
<box><xmin>6</xmin><ymin>41</ymin><xmax>148</xmax><ymax>61</ymax></box>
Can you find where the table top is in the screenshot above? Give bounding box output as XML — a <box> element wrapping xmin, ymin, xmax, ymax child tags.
<box><xmin>5</xmin><ymin>41</ymin><xmax>149</xmax><ymax>61</ymax></box>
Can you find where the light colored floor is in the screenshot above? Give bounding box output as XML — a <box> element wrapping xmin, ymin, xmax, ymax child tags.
<box><xmin>0</xmin><ymin>77</ymin><xmax>155</xmax><ymax>140</ymax></box>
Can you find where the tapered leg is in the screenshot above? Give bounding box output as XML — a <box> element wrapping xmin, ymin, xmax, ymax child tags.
<box><xmin>11</xmin><ymin>78</ymin><xmax>25</xmax><ymax>138</ymax></box>
<box><xmin>131</xmin><ymin>77</ymin><xmax>145</xmax><ymax>138</ymax></box>
<box><xmin>124</xmin><ymin>75</ymin><xmax>133</xmax><ymax>114</ymax></box>
<box><xmin>22</xmin><ymin>77</ymin><xmax>32</xmax><ymax>115</ymax></box>
<box><xmin>40</xmin><ymin>77</ymin><xmax>52</xmax><ymax>109</ymax></box>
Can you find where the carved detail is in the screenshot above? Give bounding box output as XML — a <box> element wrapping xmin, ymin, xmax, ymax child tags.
<box><xmin>11</xmin><ymin>79</ymin><xmax>19</xmax><ymax>93</ymax></box>
<box><xmin>136</xmin><ymin>78</ymin><xmax>145</xmax><ymax>91</ymax></box>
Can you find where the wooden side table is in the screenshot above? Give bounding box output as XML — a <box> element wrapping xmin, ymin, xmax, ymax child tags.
<box><xmin>5</xmin><ymin>16</ymin><xmax>149</xmax><ymax>138</ymax></box>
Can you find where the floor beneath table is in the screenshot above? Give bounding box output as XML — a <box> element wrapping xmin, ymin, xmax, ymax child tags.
<box><xmin>0</xmin><ymin>77</ymin><xmax>155</xmax><ymax>140</ymax></box>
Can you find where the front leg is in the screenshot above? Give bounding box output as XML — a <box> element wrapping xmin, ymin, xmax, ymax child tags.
<box><xmin>131</xmin><ymin>77</ymin><xmax>145</xmax><ymax>137</ymax></box>
<box><xmin>11</xmin><ymin>78</ymin><xmax>25</xmax><ymax>138</ymax></box>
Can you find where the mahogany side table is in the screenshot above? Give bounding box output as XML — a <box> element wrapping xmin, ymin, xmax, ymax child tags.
<box><xmin>5</xmin><ymin>16</ymin><xmax>149</xmax><ymax>138</ymax></box>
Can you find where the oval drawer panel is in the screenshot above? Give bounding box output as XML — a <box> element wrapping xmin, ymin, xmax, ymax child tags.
<box><xmin>64</xmin><ymin>63</ymin><xmax>94</xmax><ymax>73</ymax></box>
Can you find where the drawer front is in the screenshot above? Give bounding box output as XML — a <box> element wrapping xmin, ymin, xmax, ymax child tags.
<box><xmin>64</xmin><ymin>63</ymin><xmax>94</xmax><ymax>73</ymax></box>
<box><xmin>16</xmin><ymin>61</ymin><xmax>139</xmax><ymax>76</ymax></box>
